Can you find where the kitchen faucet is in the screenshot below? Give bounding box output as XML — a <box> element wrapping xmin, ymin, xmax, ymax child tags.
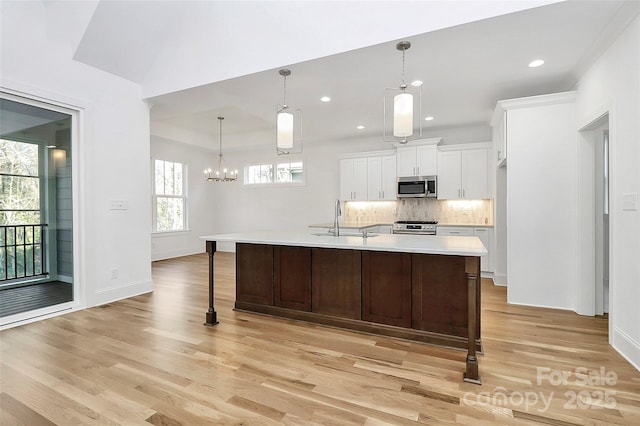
<box><xmin>331</xmin><ymin>199</ymin><xmax>341</xmax><ymax>236</ymax></box>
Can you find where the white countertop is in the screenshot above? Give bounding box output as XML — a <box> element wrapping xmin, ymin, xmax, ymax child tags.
<box><xmin>437</xmin><ymin>223</ymin><xmax>493</xmax><ymax>228</ymax></box>
<box><xmin>308</xmin><ymin>222</ymin><xmax>392</xmax><ymax>230</ymax></box>
<box><xmin>201</xmin><ymin>230</ymin><xmax>487</xmax><ymax>257</ymax></box>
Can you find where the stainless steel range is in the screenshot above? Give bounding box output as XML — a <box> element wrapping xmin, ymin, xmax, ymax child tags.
<box><xmin>392</xmin><ymin>220</ymin><xmax>438</xmax><ymax>235</ymax></box>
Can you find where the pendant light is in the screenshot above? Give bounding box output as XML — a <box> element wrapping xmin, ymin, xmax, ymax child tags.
<box><xmin>384</xmin><ymin>41</ymin><xmax>422</xmax><ymax>144</ymax></box>
<box><xmin>276</xmin><ymin>68</ymin><xmax>302</xmax><ymax>155</ymax></box>
<box><xmin>204</xmin><ymin>116</ymin><xmax>237</xmax><ymax>182</ymax></box>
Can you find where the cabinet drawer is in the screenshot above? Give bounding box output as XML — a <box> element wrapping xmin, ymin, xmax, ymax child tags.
<box><xmin>436</xmin><ymin>226</ymin><xmax>474</xmax><ymax>236</ymax></box>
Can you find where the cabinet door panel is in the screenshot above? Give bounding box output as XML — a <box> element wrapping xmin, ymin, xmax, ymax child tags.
<box><xmin>473</xmin><ymin>228</ymin><xmax>491</xmax><ymax>272</ymax></box>
<box><xmin>311</xmin><ymin>248</ymin><xmax>361</xmax><ymax>319</ymax></box>
<box><xmin>362</xmin><ymin>251</ymin><xmax>411</xmax><ymax>327</ymax></box>
<box><xmin>353</xmin><ymin>158</ymin><xmax>368</xmax><ymax>200</ymax></box>
<box><xmin>396</xmin><ymin>147</ymin><xmax>416</xmax><ymax>177</ymax></box>
<box><xmin>367</xmin><ymin>156</ymin><xmax>382</xmax><ymax>200</ymax></box>
<box><xmin>437</xmin><ymin>151</ymin><xmax>462</xmax><ymax>199</ymax></box>
<box><xmin>274</xmin><ymin>246</ymin><xmax>311</xmax><ymax>311</ymax></box>
<box><xmin>411</xmin><ymin>254</ymin><xmax>474</xmax><ymax>337</ymax></box>
<box><xmin>462</xmin><ymin>149</ymin><xmax>489</xmax><ymax>199</ymax></box>
<box><xmin>236</xmin><ymin>243</ymin><xmax>273</xmax><ymax>305</ymax></box>
<box><xmin>381</xmin><ymin>155</ymin><xmax>397</xmax><ymax>200</ymax></box>
<box><xmin>340</xmin><ymin>159</ymin><xmax>354</xmax><ymax>200</ymax></box>
<box><xmin>416</xmin><ymin>145</ymin><xmax>437</xmax><ymax>176</ymax></box>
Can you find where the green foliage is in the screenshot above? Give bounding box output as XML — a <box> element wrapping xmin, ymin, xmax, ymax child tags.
<box><xmin>0</xmin><ymin>139</ymin><xmax>40</xmax><ymax>226</ymax></box>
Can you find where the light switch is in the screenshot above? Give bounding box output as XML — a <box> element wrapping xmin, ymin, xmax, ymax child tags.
<box><xmin>622</xmin><ymin>193</ymin><xmax>638</xmax><ymax>211</ymax></box>
<box><xmin>109</xmin><ymin>199</ymin><xmax>128</xmax><ymax>210</ymax></box>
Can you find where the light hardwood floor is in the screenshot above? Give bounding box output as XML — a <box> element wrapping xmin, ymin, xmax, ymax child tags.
<box><xmin>1</xmin><ymin>252</ymin><xmax>639</xmax><ymax>425</ymax></box>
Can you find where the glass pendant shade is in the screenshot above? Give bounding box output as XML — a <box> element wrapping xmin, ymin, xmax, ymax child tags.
<box><xmin>383</xmin><ymin>40</ymin><xmax>422</xmax><ymax>144</ymax></box>
<box><xmin>393</xmin><ymin>93</ymin><xmax>413</xmax><ymax>137</ymax></box>
<box><xmin>277</xmin><ymin>111</ymin><xmax>294</xmax><ymax>149</ymax></box>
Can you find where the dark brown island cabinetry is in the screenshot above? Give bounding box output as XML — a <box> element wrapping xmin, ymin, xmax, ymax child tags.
<box><xmin>214</xmin><ymin>238</ymin><xmax>482</xmax><ymax>383</ymax></box>
<box><xmin>274</xmin><ymin>245</ymin><xmax>311</xmax><ymax>311</ymax></box>
<box><xmin>362</xmin><ymin>251</ymin><xmax>412</xmax><ymax>328</ymax></box>
<box><xmin>233</xmin><ymin>242</ymin><xmax>480</xmax><ymax>354</ymax></box>
<box><xmin>311</xmin><ymin>248</ymin><xmax>361</xmax><ymax>319</ymax></box>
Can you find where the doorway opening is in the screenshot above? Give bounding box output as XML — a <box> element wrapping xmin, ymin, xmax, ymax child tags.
<box><xmin>0</xmin><ymin>95</ymin><xmax>76</xmax><ymax>321</ymax></box>
<box><xmin>594</xmin><ymin>122</ymin><xmax>610</xmax><ymax>316</ymax></box>
<box><xmin>578</xmin><ymin>112</ymin><xmax>610</xmax><ymax>322</ymax></box>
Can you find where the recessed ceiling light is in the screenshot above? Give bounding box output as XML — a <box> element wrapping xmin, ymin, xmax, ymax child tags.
<box><xmin>424</xmin><ymin>116</ymin><xmax>434</xmax><ymax>121</ymax></box>
<box><xmin>528</xmin><ymin>59</ymin><xmax>545</xmax><ymax>68</ymax></box>
<box><xmin>320</xmin><ymin>96</ymin><xmax>331</xmax><ymax>102</ymax></box>
<box><xmin>46</xmin><ymin>145</ymin><xmax>57</xmax><ymax>148</ymax></box>
<box><xmin>410</xmin><ymin>80</ymin><xmax>423</xmax><ymax>87</ymax></box>
<box><xmin>356</xmin><ymin>125</ymin><xmax>365</xmax><ymax>130</ymax></box>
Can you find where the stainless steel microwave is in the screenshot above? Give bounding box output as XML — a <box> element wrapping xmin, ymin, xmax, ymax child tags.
<box><xmin>397</xmin><ymin>176</ymin><xmax>437</xmax><ymax>198</ymax></box>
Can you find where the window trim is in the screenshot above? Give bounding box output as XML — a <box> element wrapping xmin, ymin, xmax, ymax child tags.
<box><xmin>152</xmin><ymin>158</ymin><xmax>188</xmax><ymax>233</ymax></box>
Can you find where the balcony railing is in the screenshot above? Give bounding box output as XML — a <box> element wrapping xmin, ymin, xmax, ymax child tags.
<box><xmin>0</xmin><ymin>224</ymin><xmax>48</xmax><ymax>282</ymax></box>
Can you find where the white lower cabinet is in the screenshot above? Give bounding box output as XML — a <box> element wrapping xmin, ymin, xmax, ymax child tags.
<box><xmin>370</xmin><ymin>225</ymin><xmax>392</xmax><ymax>234</ymax></box>
<box><xmin>473</xmin><ymin>227</ymin><xmax>492</xmax><ymax>273</ymax></box>
<box><xmin>436</xmin><ymin>226</ymin><xmax>474</xmax><ymax>237</ymax></box>
<box><xmin>437</xmin><ymin>226</ymin><xmax>493</xmax><ymax>272</ymax></box>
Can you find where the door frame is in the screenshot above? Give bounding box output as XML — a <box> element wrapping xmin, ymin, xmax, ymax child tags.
<box><xmin>0</xmin><ymin>87</ymin><xmax>85</xmax><ymax>328</ymax></box>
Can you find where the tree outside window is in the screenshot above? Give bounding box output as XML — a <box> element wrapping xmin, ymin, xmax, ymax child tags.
<box><xmin>244</xmin><ymin>161</ymin><xmax>303</xmax><ymax>185</ymax></box>
<box><xmin>0</xmin><ymin>139</ymin><xmax>40</xmax><ymax>225</ymax></box>
<box><xmin>153</xmin><ymin>159</ymin><xmax>186</xmax><ymax>232</ymax></box>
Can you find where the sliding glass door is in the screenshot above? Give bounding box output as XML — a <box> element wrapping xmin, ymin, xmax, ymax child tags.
<box><xmin>0</xmin><ymin>95</ymin><xmax>76</xmax><ymax>321</ymax></box>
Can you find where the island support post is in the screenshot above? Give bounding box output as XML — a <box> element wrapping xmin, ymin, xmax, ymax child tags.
<box><xmin>204</xmin><ymin>240</ymin><xmax>219</xmax><ymax>326</ymax></box>
<box><xmin>463</xmin><ymin>256</ymin><xmax>481</xmax><ymax>384</ymax></box>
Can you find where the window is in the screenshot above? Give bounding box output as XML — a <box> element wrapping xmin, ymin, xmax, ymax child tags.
<box><xmin>245</xmin><ymin>164</ymin><xmax>273</xmax><ymax>184</ymax></box>
<box><xmin>153</xmin><ymin>159</ymin><xmax>186</xmax><ymax>232</ymax></box>
<box><xmin>244</xmin><ymin>161</ymin><xmax>304</xmax><ymax>185</ymax></box>
<box><xmin>0</xmin><ymin>139</ymin><xmax>41</xmax><ymax>225</ymax></box>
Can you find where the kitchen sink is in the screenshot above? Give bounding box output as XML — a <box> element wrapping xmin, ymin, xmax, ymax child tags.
<box><xmin>310</xmin><ymin>232</ymin><xmax>378</xmax><ymax>238</ymax></box>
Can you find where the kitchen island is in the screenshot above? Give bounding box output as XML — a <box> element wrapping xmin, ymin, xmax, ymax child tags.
<box><xmin>201</xmin><ymin>231</ymin><xmax>486</xmax><ymax>383</ymax></box>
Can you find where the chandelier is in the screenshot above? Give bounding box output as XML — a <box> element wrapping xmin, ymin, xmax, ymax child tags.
<box><xmin>204</xmin><ymin>116</ymin><xmax>237</xmax><ymax>182</ymax></box>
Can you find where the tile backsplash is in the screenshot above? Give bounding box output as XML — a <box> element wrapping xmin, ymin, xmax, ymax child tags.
<box><xmin>344</xmin><ymin>199</ymin><xmax>493</xmax><ymax>225</ymax></box>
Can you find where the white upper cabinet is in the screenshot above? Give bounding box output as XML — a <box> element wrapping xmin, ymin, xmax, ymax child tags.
<box><xmin>462</xmin><ymin>149</ymin><xmax>489</xmax><ymax>199</ymax></box>
<box><xmin>437</xmin><ymin>146</ymin><xmax>490</xmax><ymax>199</ymax></box>
<box><xmin>368</xmin><ymin>155</ymin><xmax>397</xmax><ymax>200</ymax></box>
<box><xmin>492</xmin><ymin>109</ymin><xmax>507</xmax><ymax>167</ymax></box>
<box><xmin>437</xmin><ymin>151</ymin><xmax>463</xmax><ymax>199</ymax></box>
<box><xmin>396</xmin><ymin>138</ymin><xmax>441</xmax><ymax>177</ymax></box>
<box><xmin>396</xmin><ymin>147</ymin><xmax>417</xmax><ymax>177</ymax></box>
<box><xmin>340</xmin><ymin>158</ymin><xmax>368</xmax><ymax>201</ymax></box>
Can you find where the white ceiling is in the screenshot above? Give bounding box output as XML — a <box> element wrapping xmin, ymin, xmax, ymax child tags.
<box><xmin>66</xmin><ymin>0</ymin><xmax>631</xmax><ymax>151</ymax></box>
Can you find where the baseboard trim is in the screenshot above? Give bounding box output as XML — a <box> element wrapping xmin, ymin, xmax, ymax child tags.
<box><xmin>493</xmin><ymin>272</ymin><xmax>507</xmax><ymax>286</ymax></box>
<box><xmin>506</xmin><ymin>298</ymin><xmax>573</xmax><ymax>312</ymax></box>
<box><xmin>613</xmin><ymin>327</ymin><xmax>640</xmax><ymax>372</ymax></box>
<box><xmin>152</xmin><ymin>247</ymin><xmax>204</xmax><ymax>261</ymax></box>
<box><xmin>92</xmin><ymin>279</ymin><xmax>153</xmax><ymax>307</ymax></box>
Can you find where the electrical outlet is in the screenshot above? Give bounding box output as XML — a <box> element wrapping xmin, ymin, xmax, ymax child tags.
<box><xmin>110</xmin><ymin>268</ymin><xmax>118</xmax><ymax>280</ymax></box>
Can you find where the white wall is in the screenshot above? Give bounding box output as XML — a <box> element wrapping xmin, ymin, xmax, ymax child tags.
<box><xmin>575</xmin><ymin>13</ymin><xmax>640</xmax><ymax>369</ymax></box>
<box><xmin>211</xmin><ymin>140</ymin><xmax>375</xmax><ymax>252</ymax></box>
<box><xmin>506</xmin><ymin>93</ymin><xmax>578</xmax><ymax>310</ymax></box>
<box><xmin>1</xmin><ymin>1</ymin><xmax>152</xmax><ymax>311</ymax></box>
<box><xmin>150</xmin><ymin>135</ymin><xmax>217</xmax><ymax>260</ymax></box>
